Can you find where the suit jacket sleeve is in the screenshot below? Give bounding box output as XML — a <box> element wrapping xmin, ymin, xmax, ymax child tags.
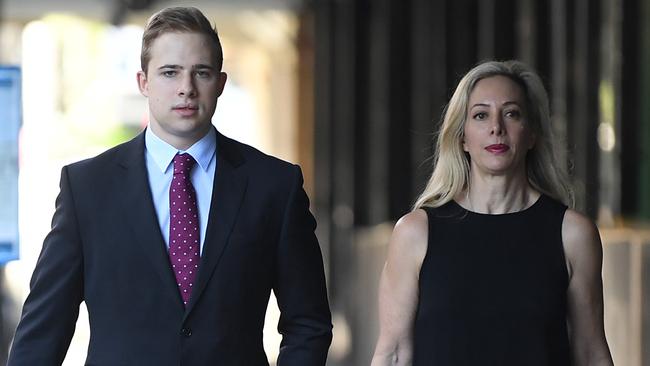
<box><xmin>274</xmin><ymin>165</ymin><xmax>332</xmax><ymax>366</ymax></box>
<box><xmin>7</xmin><ymin>166</ymin><xmax>84</xmax><ymax>365</ymax></box>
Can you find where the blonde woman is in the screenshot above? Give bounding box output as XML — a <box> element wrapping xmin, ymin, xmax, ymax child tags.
<box><xmin>371</xmin><ymin>60</ymin><xmax>613</xmax><ymax>366</ymax></box>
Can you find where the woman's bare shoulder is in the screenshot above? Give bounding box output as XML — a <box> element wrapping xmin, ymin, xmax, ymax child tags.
<box><xmin>562</xmin><ymin>209</ymin><xmax>600</xmax><ymax>247</ymax></box>
<box><xmin>562</xmin><ymin>208</ymin><xmax>603</xmax><ymax>277</ymax></box>
<box><xmin>387</xmin><ymin>209</ymin><xmax>429</xmax><ymax>269</ymax></box>
<box><xmin>393</xmin><ymin>209</ymin><xmax>428</xmax><ymax>242</ymax></box>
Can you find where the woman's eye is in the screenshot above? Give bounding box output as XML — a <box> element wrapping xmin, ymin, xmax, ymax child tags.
<box><xmin>505</xmin><ymin>110</ymin><xmax>521</xmax><ymax>118</ymax></box>
<box><xmin>473</xmin><ymin>112</ymin><xmax>487</xmax><ymax>120</ymax></box>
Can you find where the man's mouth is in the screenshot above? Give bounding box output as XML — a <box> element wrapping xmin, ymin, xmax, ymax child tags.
<box><xmin>173</xmin><ymin>104</ymin><xmax>198</xmax><ymax>110</ymax></box>
<box><xmin>173</xmin><ymin>105</ymin><xmax>199</xmax><ymax>116</ymax></box>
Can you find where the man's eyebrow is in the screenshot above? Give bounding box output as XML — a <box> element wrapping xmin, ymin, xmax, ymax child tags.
<box><xmin>192</xmin><ymin>64</ymin><xmax>215</xmax><ymax>70</ymax></box>
<box><xmin>157</xmin><ymin>64</ymin><xmax>215</xmax><ymax>70</ymax></box>
<box><xmin>158</xmin><ymin>64</ymin><xmax>182</xmax><ymax>70</ymax></box>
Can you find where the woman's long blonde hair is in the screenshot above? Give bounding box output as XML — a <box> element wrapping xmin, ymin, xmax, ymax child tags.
<box><xmin>413</xmin><ymin>60</ymin><xmax>573</xmax><ymax>209</ymax></box>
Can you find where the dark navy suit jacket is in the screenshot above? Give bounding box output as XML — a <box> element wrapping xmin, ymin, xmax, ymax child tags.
<box><xmin>8</xmin><ymin>129</ymin><xmax>332</xmax><ymax>365</ymax></box>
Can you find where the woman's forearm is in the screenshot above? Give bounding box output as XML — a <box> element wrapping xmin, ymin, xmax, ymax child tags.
<box><xmin>371</xmin><ymin>344</ymin><xmax>412</xmax><ymax>366</ymax></box>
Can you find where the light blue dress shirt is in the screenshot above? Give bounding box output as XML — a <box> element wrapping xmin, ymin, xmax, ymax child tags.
<box><xmin>144</xmin><ymin>127</ymin><xmax>217</xmax><ymax>255</ymax></box>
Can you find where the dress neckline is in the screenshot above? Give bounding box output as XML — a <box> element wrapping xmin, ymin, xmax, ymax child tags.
<box><xmin>449</xmin><ymin>194</ymin><xmax>545</xmax><ymax>217</ymax></box>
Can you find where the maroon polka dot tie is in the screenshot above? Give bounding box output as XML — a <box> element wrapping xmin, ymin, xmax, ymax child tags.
<box><xmin>169</xmin><ymin>153</ymin><xmax>200</xmax><ymax>306</ymax></box>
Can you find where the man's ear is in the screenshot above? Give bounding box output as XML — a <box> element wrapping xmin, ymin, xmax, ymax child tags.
<box><xmin>137</xmin><ymin>70</ymin><xmax>149</xmax><ymax>97</ymax></box>
<box><xmin>216</xmin><ymin>72</ymin><xmax>228</xmax><ymax>98</ymax></box>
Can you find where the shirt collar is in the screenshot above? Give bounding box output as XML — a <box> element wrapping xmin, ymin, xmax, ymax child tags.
<box><xmin>145</xmin><ymin>126</ymin><xmax>217</xmax><ymax>173</ymax></box>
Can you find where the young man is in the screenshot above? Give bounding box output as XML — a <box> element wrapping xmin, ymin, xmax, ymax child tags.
<box><xmin>8</xmin><ymin>7</ymin><xmax>332</xmax><ymax>365</ymax></box>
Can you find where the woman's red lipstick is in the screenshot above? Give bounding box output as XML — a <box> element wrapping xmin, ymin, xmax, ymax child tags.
<box><xmin>485</xmin><ymin>144</ymin><xmax>509</xmax><ymax>153</ymax></box>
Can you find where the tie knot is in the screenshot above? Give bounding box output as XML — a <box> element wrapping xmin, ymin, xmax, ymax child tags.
<box><xmin>173</xmin><ymin>153</ymin><xmax>196</xmax><ymax>176</ymax></box>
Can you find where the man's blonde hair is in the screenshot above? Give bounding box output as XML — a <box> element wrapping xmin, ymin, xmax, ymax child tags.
<box><xmin>141</xmin><ymin>6</ymin><xmax>223</xmax><ymax>74</ymax></box>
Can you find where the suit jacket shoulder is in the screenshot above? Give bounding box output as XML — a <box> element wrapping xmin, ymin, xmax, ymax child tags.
<box><xmin>216</xmin><ymin>131</ymin><xmax>301</xmax><ymax>189</ymax></box>
<box><xmin>66</xmin><ymin>131</ymin><xmax>145</xmax><ymax>177</ymax></box>
<box><xmin>218</xmin><ymin>132</ymin><xmax>295</xmax><ymax>169</ymax></box>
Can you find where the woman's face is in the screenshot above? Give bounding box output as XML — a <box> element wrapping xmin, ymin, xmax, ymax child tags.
<box><xmin>462</xmin><ymin>75</ymin><xmax>535</xmax><ymax>177</ymax></box>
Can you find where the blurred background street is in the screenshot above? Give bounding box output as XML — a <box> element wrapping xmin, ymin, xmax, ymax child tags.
<box><xmin>0</xmin><ymin>0</ymin><xmax>649</xmax><ymax>365</ymax></box>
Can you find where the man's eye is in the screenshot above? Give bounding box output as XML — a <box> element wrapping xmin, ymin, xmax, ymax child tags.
<box><xmin>162</xmin><ymin>70</ymin><xmax>176</xmax><ymax>77</ymax></box>
<box><xmin>196</xmin><ymin>70</ymin><xmax>211</xmax><ymax>78</ymax></box>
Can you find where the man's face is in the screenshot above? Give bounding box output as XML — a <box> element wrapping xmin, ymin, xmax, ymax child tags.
<box><xmin>137</xmin><ymin>31</ymin><xmax>227</xmax><ymax>150</ymax></box>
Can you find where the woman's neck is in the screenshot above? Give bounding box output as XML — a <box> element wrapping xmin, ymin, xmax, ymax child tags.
<box><xmin>458</xmin><ymin>169</ymin><xmax>539</xmax><ymax>214</ymax></box>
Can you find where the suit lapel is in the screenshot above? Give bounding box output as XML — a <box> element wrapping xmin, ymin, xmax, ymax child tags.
<box><xmin>116</xmin><ymin>132</ymin><xmax>183</xmax><ymax>306</ymax></box>
<box><xmin>185</xmin><ymin>131</ymin><xmax>248</xmax><ymax>316</ymax></box>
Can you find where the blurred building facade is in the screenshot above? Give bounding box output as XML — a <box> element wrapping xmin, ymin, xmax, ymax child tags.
<box><xmin>310</xmin><ymin>0</ymin><xmax>650</xmax><ymax>365</ymax></box>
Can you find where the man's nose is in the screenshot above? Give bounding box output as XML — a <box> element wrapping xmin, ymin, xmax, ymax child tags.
<box><xmin>178</xmin><ymin>73</ymin><xmax>197</xmax><ymax>97</ymax></box>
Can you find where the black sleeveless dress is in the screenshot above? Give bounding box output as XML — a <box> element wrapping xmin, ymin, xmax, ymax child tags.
<box><xmin>414</xmin><ymin>195</ymin><xmax>571</xmax><ymax>365</ymax></box>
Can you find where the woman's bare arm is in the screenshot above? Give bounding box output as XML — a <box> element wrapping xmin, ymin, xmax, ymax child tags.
<box><xmin>562</xmin><ymin>209</ymin><xmax>614</xmax><ymax>366</ymax></box>
<box><xmin>371</xmin><ymin>209</ymin><xmax>429</xmax><ymax>366</ymax></box>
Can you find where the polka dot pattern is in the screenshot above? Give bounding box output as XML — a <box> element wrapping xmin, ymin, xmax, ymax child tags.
<box><xmin>169</xmin><ymin>153</ymin><xmax>200</xmax><ymax>306</ymax></box>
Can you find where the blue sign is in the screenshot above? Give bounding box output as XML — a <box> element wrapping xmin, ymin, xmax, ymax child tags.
<box><xmin>0</xmin><ymin>66</ymin><xmax>21</xmax><ymax>263</ymax></box>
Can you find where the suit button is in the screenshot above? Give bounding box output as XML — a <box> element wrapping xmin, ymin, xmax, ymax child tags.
<box><xmin>180</xmin><ymin>328</ymin><xmax>192</xmax><ymax>337</ymax></box>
